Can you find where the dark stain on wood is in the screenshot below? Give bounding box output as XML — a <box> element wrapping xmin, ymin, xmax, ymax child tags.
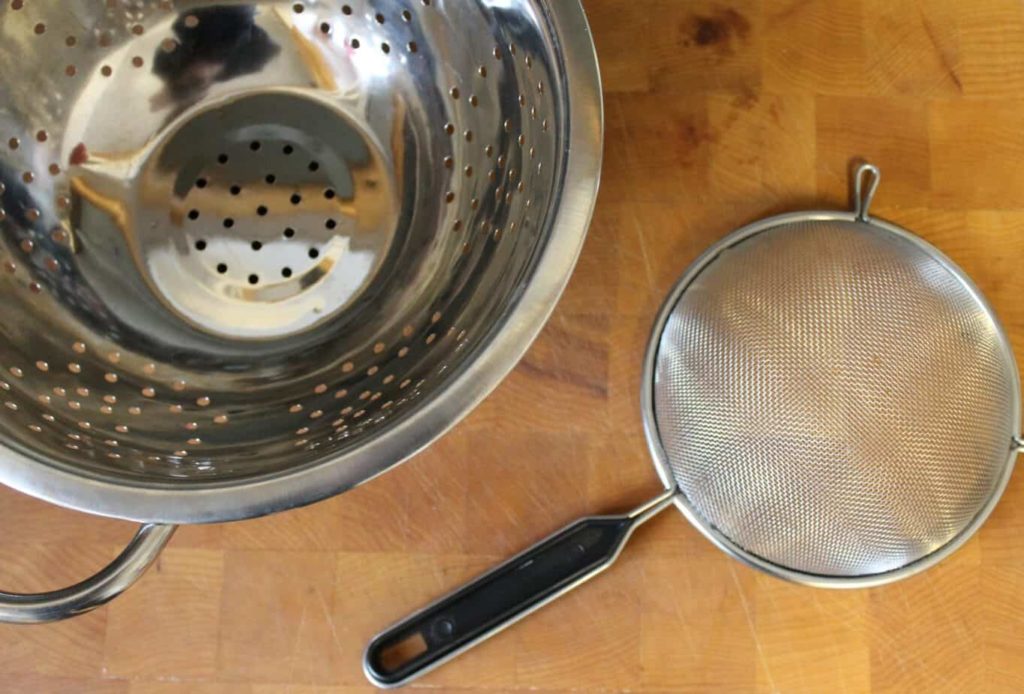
<box><xmin>731</xmin><ymin>86</ymin><xmax>759</xmax><ymax>110</ymax></box>
<box><xmin>691</xmin><ymin>9</ymin><xmax>751</xmax><ymax>49</ymax></box>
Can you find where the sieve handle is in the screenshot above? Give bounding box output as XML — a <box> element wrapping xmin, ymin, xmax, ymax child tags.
<box><xmin>363</xmin><ymin>490</ymin><xmax>676</xmax><ymax>688</ymax></box>
<box><xmin>0</xmin><ymin>523</ymin><xmax>176</xmax><ymax>624</ymax></box>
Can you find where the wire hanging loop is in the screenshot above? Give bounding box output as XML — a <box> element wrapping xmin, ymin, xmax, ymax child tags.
<box><xmin>853</xmin><ymin>162</ymin><xmax>881</xmax><ymax>222</ymax></box>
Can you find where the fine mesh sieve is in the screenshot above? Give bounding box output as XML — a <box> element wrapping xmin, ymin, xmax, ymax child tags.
<box><xmin>0</xmin><ymin>0</ymin><xmax>602</xmax><ymax>622</ymax></box>
<box><xmin>363</xmin><ymin>163</ymin><xmax>1023</xmax><ymax>688</ymax></box>
<box><xmin>654</xmin><ymin>217</ymin><xmax>1017</xmax><ymax>579</ymax></box>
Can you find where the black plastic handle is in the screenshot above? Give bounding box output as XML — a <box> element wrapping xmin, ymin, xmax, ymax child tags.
<box><xmin>364</xmin><ymin>515</ymin><xmax>635</xmax><ymax>688</ymax></box>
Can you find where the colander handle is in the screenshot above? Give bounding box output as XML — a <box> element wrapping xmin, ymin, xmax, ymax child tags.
<box><xmin>0</xmin><ymin>523</ymin><xmax>176</xmax><ymax>624</ymax></box>
<box><xmin>363</xmin><ymin>490</ymin><xmax>676</xmax><ymax>688</ymax></box>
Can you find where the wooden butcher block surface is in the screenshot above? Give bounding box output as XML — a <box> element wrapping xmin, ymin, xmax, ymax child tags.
<box><xmin>2</xmin><ymin>0</ymin><xmax>1024</xmax><ymax>691</ymax></box>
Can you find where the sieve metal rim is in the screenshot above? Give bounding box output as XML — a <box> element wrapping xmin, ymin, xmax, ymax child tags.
<box><xmin>0</xmin><ymin>1</ymin><xmax>604</xmax><ymax>525</ymax></box>
<box><xmin>640</xmin><ymin>208</ymin><xmax>1022</xmax><ymax>589</ymax></box>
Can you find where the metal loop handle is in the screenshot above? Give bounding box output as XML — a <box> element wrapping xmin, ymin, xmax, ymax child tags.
<box><xmin>853</xmin><ymin>162</ymin><xmax>881</xmax><ymax>221</ymax></box>
<box><xmin>0</xmin><ymin>523</ymin><xmax>176</xmax><ymax>624</ymax></box>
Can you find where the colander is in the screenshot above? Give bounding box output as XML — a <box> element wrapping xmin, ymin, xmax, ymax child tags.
<box><xmin>0</xmin><ymin>0</ymin><xmax>602</xmax><ymax>622</ymax></box>
<box><xmin>363</xmin><ymin>163</ymin><xmax>1023</xmax><ymax>688</ymax></box>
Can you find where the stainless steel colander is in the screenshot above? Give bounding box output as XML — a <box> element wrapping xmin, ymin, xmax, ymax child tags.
<box><xmin>363</xmin><ymin>164</ymin><xmax>1023</xmax><ymax>688</ymax></box>
<box><xmin>0</xmin><ymin>0</ymin><xmax>602</xmax><ymax>622</ymax></box>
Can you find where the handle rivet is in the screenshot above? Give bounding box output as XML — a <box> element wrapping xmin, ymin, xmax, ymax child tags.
<box><xmin>431</xmin><ymin>617</ymin><xmax>455</xmax><ymax>640</ymax></box>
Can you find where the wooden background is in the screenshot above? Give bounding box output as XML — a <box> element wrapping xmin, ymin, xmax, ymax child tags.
<box><xmin>3</xmin><ymin>0</ymin><xmax>1024</xmax><ymax>691</ymax></box>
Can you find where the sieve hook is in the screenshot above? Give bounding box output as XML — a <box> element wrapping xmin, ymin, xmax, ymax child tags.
<box><xmin>853</xmin><ymin>162</ymin><xmax>881</xmax><ymax>221</ymax></box>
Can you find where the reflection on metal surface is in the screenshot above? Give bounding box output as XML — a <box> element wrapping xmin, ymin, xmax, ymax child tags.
<box><xmin>124</xmin><ymin>90</ymin><xmax>398</xmax><ymax>338</ymax></box>
<box><xmin>0</xmin><ymin>0</ymin><xmax>603</xmax><ymax>524</ymax></box>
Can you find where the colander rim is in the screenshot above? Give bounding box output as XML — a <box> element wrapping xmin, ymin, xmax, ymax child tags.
<box><xmin>640</xmin><ymin>208</ymin><xmax>1022</xmax><ymax>588</ymax></box>
<box><xmin>0</xmin><ymin>0</ymin><xmax>604</xmax><ymax>524</ymax></box>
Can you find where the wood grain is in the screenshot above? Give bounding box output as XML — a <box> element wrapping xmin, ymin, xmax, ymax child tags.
<box><xmin>3</xmin><ymin>0</ymin><xmax>1024</xmax><ymax>691</ymax></box>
